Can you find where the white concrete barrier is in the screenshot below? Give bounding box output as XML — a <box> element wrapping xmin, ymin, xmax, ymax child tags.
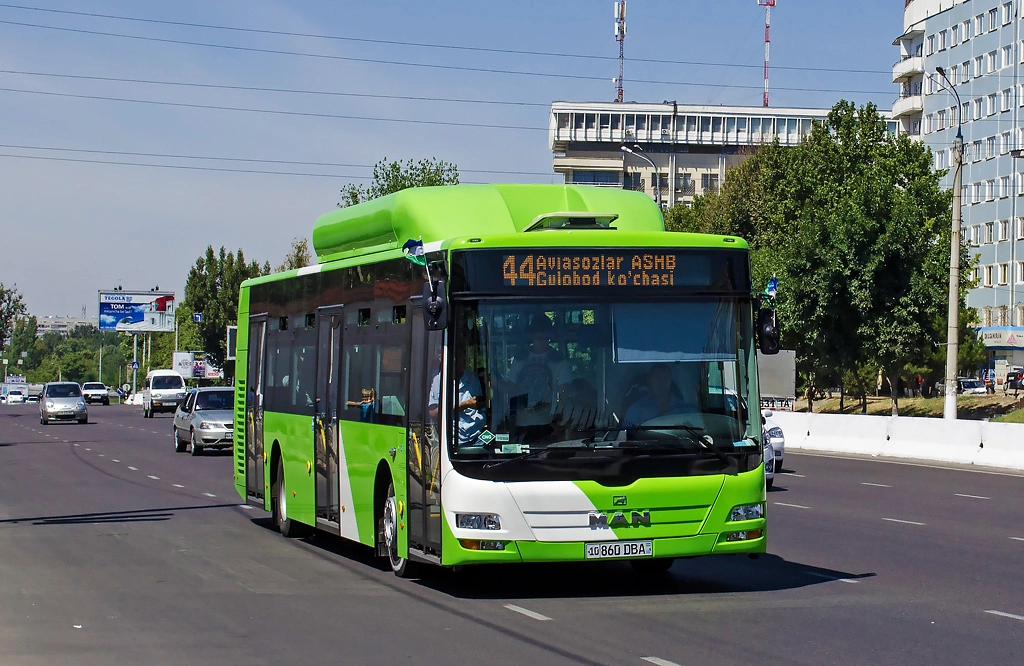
<box><xmin>767</xmin><ymin>410</ymin><xmax>1024</xmax><ymax>472</ymax></box>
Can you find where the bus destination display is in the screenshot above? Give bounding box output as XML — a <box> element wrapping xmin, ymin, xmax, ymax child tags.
<box><xmin>502</xmin><ymin>252</ymin><xmax>679</xmax><ymax>287</ymax></box>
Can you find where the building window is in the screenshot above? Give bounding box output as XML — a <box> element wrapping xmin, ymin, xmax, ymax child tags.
<box><xmin>988</xmin><ymin>51</ymin><xmax>998</xmax><ymax>73</ymax></box>
<box><xmin>939</xmin><ymin>30</ymin><xmax>947</xmax><ymax>50</ymax></box>
<box><xmin>572</xmin><ymin>171</ymin><xmax>619</xmax><ymax>185</ymax></box>
<box><xmin>973</xmin><ymin>182</ymin><xmax>982</xmax><ymax>203</ymax></box>
<box><xmin>964</xmin><ymin>60</ymin><xmax>972</xmax><ymax>79</ymax></box>
<box><xmin>1004</xmin><ymin>2</ymin><xmax>1013</xmax><ymax>25</ymax></box>
<box><xmin>1002</xmin><ymin>176</ymin><xmax>1011</xmax><ymax>197</ymax></box>
<box><xmin>989</xmin><ymin>8</ymin><xmax>999</xmax><ymax>30</ymax></box>
<box><xmin>1017</xmin><ymin>217</ymin><xmax>1024</xmax><ymax>239</ymax></box>
<box><xmin>975</xmin><ymin>55</ymin><xmax>984</xmax><ymax>76</ymax></box>
<box><xmin>1003</xmin><ymin>46</ymin><xmax>1013</xmax><ymax>69</ymax></box>
<box><xmin>987</xmin><ymin>136</ymin><xmax>996</xmax><ymax>158</ymax></box>
<box><xmin>964</xmin><ymin>19</ymin><xmax>973</xmax><ymax>40</ymax></box>
<box><xmin>1018</xmin><ymin>262</ymin><xmax>1024</xmax><ymax>283</ymax></box>
<box><xmin>952</xmin><ymin>24</ymin><xmax>960</xmax><ymax>45</ymax></box>
<box><xmin>977</xmin><ymin>14</ymin><xmax>986</xmax><ymax>34</ymax></box>
<box><xmin>1001</xmin><ymin>220</ymin><xmax>1010</xmax><ymax>240</ymax></box>
<box><xmin>973</xmin><ymin>225</ymin><xmax>982</xmax><ymax>245</ymax></box>
<box><xmin>985</xmin><ymin>266</ymin><xmax>994</xmax><ymax>287</ymax></box>
<box><xmin>927</xmin><ymin>34</ymin><xmax>936</xmax><ymax>55</ymax></box>
<box><xmin>937</xmin><ymin>109</ymin><xmax>946</xmax><ymax>130</ymax></box>
<box><xmin>988</xmin><ymin>179</ymin><xmax>997</xmax><ymax>200</ymax></box>
<box><xmin>1000</xmin><ymin>264</ymin><xmax>1009</xmax><ymax>285</ymax></box>
<box><xmin>936</xmin><ymin>151</ymin><xmax>945</xmax><ymax>170</ymax></box>
<box><xmin>1003</xmin><ymin>89</ymin><xmax>1013</xmax><ymax>111</ymax></box>
<box><xmin>1002</xmin><ymin>132</ymin><xmax>1012</xmax><ymax>154</ymax></box>
<box><xmin>987</xmin><ymin>221</ymin><xmax>996</xmax><ymax>243</ymax></box>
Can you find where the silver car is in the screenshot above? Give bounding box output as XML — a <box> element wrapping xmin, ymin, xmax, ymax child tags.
<box><xmin>173</xmin><ymin>387</ymin><xmax>235</xmax><ymax>456</ymax></box>
<box><xmin>40</xmin><ymin>382</ymin><xmax>88</xmax><ymax>425</ymax></box>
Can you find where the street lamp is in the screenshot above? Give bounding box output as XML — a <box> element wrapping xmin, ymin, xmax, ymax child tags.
<box><xmin>936</xmin><ymin>66</ymin><xmax>964</xmax><ymax>420</ymax></box>
<box><xmin>620</xmin><ymin>144</ymin><xmax>661</xmax><ymax>208</ymax></box>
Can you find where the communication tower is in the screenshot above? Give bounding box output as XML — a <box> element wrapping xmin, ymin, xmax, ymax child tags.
<box><xmin>758</xmin><ymin>0</ymin><xmax>775</xmax><ymax>107</ymax></box>
<box><xmin>613</xmin><ymin>2</ymin><xmax>626</xmax><ymax>102</ymax></box>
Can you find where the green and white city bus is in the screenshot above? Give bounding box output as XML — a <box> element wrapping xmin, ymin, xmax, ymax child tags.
<box><xmin>233</xmin><ymin>184</ymin><xmax>775</xmax><ymax>576</ymax></box>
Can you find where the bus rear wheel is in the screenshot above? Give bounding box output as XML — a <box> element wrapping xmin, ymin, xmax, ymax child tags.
<box><xmin>381</xmin><ymin>482</ymin><xmax>418</xmax><ymax>578</ymax></box>
<box><xmin>273</xmin><ymin>461</ymin><xmax>305</xmax><ymax>538</ymax></box>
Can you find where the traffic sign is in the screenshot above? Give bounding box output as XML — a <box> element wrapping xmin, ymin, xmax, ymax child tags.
<box><xmin>193</xmin><ymin>312</ymin><xmax>203</xmax><ymax>323</ymax></box>
<box><xmin>130</xmin><ymin>360</ymin><xmax>140</xmax><ymax>370</ymax></box>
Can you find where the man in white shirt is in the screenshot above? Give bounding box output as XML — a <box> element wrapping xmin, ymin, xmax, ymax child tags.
<box><xmin>428</xmin><ymin>346</ymin><xmax>485</xmax><ymax>446</ymax></box>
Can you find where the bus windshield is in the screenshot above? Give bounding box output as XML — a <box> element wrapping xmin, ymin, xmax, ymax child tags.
<box><xmin>449</xmin><ymin>298</ymin><xmax>760</xmax><ymax>472</ymax></box>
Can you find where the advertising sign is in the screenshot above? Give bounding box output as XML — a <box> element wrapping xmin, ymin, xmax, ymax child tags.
<box><xmin>172</xmin><ymin>351</ymin><xmax>224</xmax><ymax>380</ymax></box>
<box><xmin>98</xmin><ymin>291</ymin><xmax>176</xmax><ymax>332</ymax></box>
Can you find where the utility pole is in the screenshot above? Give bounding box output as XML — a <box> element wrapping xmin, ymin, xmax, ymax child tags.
<box><xmin>758</xmin><ymin>0</ymin><xmax>775</xmax><ymax>107</ymax></box>
<box><xmin>614</xmin><ymin>2</ymin><xmax>626</xmax><ymax>102</ymax></box>
<box><xmin>937</xmin><ymin>66</ymin><xmax>962</xmax><ymax>420</ymax></box>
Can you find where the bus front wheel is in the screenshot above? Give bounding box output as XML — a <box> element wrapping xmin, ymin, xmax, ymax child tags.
<box><xmin>273</xmin><ymin>461</ymin><xmax>305</xmax><ymax>538</ymax></box>
<box><xmin>381</xmin><ymin>482</ymin><xmax>418</xmax><ymax>578</ymax></box>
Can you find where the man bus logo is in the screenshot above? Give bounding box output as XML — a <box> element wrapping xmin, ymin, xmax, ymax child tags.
<box><xmin>612</xmin><ymin>495</ymin><xmax>627</xmax><ymax>506</ymax></box>
<box><xmin>589</xmin><ymin>510</ymin><xmax>651</xmax><ymax>527</ymax></box>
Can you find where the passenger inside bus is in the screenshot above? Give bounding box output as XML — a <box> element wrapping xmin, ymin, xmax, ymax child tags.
<box><xmin>622</xmin><ymin>363</ymin><xmax>691</xmax><ymax>428</ymax></box>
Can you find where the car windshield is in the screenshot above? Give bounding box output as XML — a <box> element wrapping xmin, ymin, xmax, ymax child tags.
<box><xmin>83</xmin><ymin>383</ymin><xmax>104</xmax><ymax>390</ymax></box>
<box><xmin>195</xmin><ymin>390</ymin><xmax>233</xmax><ymax>410</ymax></box>
<box><xmin>962</xmin><ymin>379</ymin><xmax>983</xmax><ymax>389</ymax></box>
<box><xmin>47</xmin><ymin>384</ymin><xmax>82</xmax><ymax>398</ymax></box>
<box><xmin>152</xmin><ymin>376</ymin><xmax>184</xmax><ymax>390</ymax></box>
<box><xmin>446</xmin><ymin>298</ymin><xmax>760</xmax><ymax>468</ymax></box>
<box><xmin>9</xmin><ymin>390</ymin><xmax>23</xmax><ymax>396</ymax></box>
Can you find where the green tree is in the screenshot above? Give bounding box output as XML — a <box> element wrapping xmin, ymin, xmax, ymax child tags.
<box><xmin>0</xmin><ymin>283</ymin><xmax>27</xmax><ymax>355</ymax></box>
<box><xmin>277</xmin><ymin>237</ymin><xmax>313</xmax><ymax>272</ymax></box>
<box><xmin>338</xmin><ymin>157</ymin><xmax>460</xmax><ymax>207</ymax></box>
<box><xmin>182</xmin><ymin>247</ymin><xmax>268</xmax><ymax>376</ymax></box>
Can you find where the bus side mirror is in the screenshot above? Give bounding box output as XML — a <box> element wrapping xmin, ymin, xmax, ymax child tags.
<box><xmin>758</xmin><ymin>307</ymin><xmax>779</xmax><ymax>355</ymax></box>
<box><xmin>424</xmin><ymin>279</ymin><xmax>448</xmax><ymax>331</ymax></box>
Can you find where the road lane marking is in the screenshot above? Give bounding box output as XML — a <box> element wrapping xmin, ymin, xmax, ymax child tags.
<box><xmin>202</xmin><ymin>493</ymin><xmax>216</xmax><ymax>498</ymax></box>
<box><xmin>781</xmin><ymin>472</ymin><xmax>805</xmax><ymax>477</ymax></box>
<box><xmin>985</xmin><ymin>610</ymin><xmax>1024</xmax><ymax>622</ymax></box>
<box><xmin>239</xmin><ymin>504</ymin><xmax>253</xmax><ymax>510</ymax></box>
<box><xmin>147</xmin><ymin>475</ymin><xmax>160</xmax><ymax>480</ymax></box>
<box><xmin>954</xmin><ymin>493</ymin><xmax>990</xmax><ymax>500</ymax></box>
<box><xmin>98</xmin><ymin>454</ymin><xmax>105</xmax><ymax>457</ymax></box>
<box><xmin>127</xmin><ymin>466</ymin><xmax>138</xmax><ymax>471</ymax></box>
<box><xmin>73</xmin><ymin>443</ymin><xmax>79</xmax><ymax>446</ymax></box>
<box><xmin>774</xmin><ymin>502</ymin><xmax>810</xmax><ymax>509</ymax></box>
<box><xmin>882</xmin><ymin>518</ymin><xmax>925</xmax><ymax>526</ymax></box>
<box><xmin>84</xmin><ymin>448</ymin><xmax>91</xmax><ymax>451</ymax></box>
<box><xmin>172</xmin><ymin>484</ymin><xmax>184</xmax><ymax>488</ymax></box>
<box><xmin>805</xmin><ymin>571</ymin><xmax>860</xmax><ymax>584</ymax></box>
<box><xmin>503</xmin><ymin>604</ymin><xmax>551</xmax><ymax>621</ymax></box>
<box><xmin>862</xmin><ymin>482</ymin><xmax>892</xmax><ymax>488</ymax></box>
<box><xmin>112</xmin><ymin>460</ymin><xmax>119</xmax><ymax>463</ymax></box>
<box><xmin>1010</xmin><ymin>537</ymin><xmax>1024</xmax><ymax>542</ymax></box>
<box><xmin>642</xmin><ymin>658</ymin><xmax>683</xmax><ymax>666</ymax></box>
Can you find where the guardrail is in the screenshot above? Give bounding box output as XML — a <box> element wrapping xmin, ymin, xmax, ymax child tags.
<box><xmin>769</xmin><ymin>412</ymin><xmax>1024</xmax><ymax>471</ymax></box>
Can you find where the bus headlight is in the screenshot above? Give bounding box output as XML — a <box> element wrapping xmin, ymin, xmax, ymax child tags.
<box><xmin>456</xmin><ymin>513</ymin><xmax>501</xmax><ymax>530</ymax></box>
<box><xmin>729</xmin><ymin>504</ymin><xmax>764</xmax><ymax>522</ymax></box>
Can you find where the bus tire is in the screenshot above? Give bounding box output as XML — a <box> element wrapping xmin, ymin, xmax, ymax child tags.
<box><xmin>630</xmin><ymin>558</ymin><xmax>675</xmax><ymax>574</ymax></box>
<box><xmin>273</xmin><ymin>460</ymin><xmax>305</xmax><ymax>538</ymax></box>
<box><xmin>381</xmin><ymin>481</ymin><xmax>418</xmax><ymax>578</ymax></box>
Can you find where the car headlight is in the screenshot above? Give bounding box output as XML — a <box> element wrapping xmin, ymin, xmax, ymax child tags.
<box><xmin>78</xmin><ymin>400</ymin><xmax>87</xmax><ymax>408</ymax></box>
<box><xmin>729</xmin><ymin>504</ymin><xmax>764</xmax><ymax>522</ymax></box>
<box><xmin>456</xmin><ymin>513</ymin><xmax>501</xmax><ymax>530</ymax></box>
<box><xmin>766</xmin><ymin>427</ymin><xmax>783</xmax><ymax>439</ymax></box>
<box><xmin>199</xmin><ymin>421</ymin><xmax>214</xmax><ymax>429</ymax></box>
<box><xmin>45</xmin><ymin>401</ymin><xmax>54</xmax><ymax>409</ymax></box>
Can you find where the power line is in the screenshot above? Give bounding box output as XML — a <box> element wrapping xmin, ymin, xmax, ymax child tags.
<box><xmin>0</xmin><ymin>86</ymin><xmax>546</xmax><ymax>131</ymax></box>
<box><xmin>0</xmin><ymin>142</ymin><xmax>556</xmax><ymax>176</ymax></box>
<box><xmin>0</xmin><ymin>3</ymin><xmax>890</xmax><ymax>75</ymax></box>
<box><xmin>0</xmin><ymin>19</ymin><xmax>895</xmax><ymax>96</ymax></box>
<box><xmin>0</xmin><ymin>69</ymin><xmax>550</xmax><ymax>108</ymax></box>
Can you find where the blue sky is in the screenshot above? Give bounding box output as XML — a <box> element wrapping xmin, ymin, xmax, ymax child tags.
<box><xmin>0</xmin><ymin>0</ymin><xmax>904</xmax><ymax>317</ymax></box>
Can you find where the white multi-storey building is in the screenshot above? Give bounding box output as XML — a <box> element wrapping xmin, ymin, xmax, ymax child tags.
<box><xmin>549</xmin><ymin>101</ymin><xmax>899</xmax><ymax>208</ymax></box>
<box><xmin>895</xmin><ymin>0</ymin><xmax>1024</xmax><ymax>373</ymax></box>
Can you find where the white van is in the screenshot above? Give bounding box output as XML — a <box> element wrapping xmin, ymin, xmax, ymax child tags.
<box><xmin>142</xmin><ymin>369</ymin><xmax>187</xmax><ymax>418</ymax></box>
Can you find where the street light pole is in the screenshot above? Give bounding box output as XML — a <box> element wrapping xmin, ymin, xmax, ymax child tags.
<box><xmin>620</xmin><ymin>144</ymin><xmax>660</xmax><ymax>208</ymax></box>
<box><xmin>937</xmin><ymin>67</ymin><xmax>963</xmax><ymax>420</ymax></box>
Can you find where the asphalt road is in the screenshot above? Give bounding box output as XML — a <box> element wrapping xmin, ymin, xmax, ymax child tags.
<box><xmin>1</xmin><ymin>403</ymin><xmax>1022</xmax><ymax>665</ymax></box>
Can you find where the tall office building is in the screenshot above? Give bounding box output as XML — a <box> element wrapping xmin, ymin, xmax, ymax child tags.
<box><xmin>895</xmin><ymin>0</ymin><xmax>1024</xmax><ymax>371</ymax></box>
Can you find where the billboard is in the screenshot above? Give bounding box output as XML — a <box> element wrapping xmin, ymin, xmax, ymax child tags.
<box><xmin>173</xmin><ymin>351</ymin><xmax>223</xmax><ymax>380</ymax></box>
<box><xmin>98</xmin><ymin>291</ymin><xmax>176</xmax><ymax>332</ymax></box>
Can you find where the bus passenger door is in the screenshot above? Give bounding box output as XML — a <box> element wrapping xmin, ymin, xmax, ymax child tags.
<box><xmin>314</xmin><ymin>305</ymin><xmax>344</xmax><ymax>534</ymax></box>
<box><xmin>245</xmin><ymin>315</ymin><xmax>267</xmax><ymax>504</ymax></box>
<box><xmin>407</xmin><ymin>304</ymin><xmax>444</xmax><ymax>559</ymax></box>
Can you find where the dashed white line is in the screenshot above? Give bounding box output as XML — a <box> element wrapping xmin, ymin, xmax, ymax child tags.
<box><xmin>984</xmin><ymin>610</ymin><xmax>1024</xmax><ymax>622</ymax></box>
<box><xmin>954</xmin><ymin>493</ymin><xmax>990</xmax><ymax>500</ymax></box>
<box><xmin>774</xmin><ymin>502</ymin><xmax>810</xmax><ymax>509</ymax></box>
<box><xmin>781</xmin><ymin>472</ymin><xmax>805</xmax><ymax>477</ymax></box>
<box><xmin>642</xmin><ymin>658</ymin><xmax>683</xmax><ymax>666</ymax></box>
<box><xmin>862</xmin><ymin>482</ymin><xmax>892</xmax><ymax>488</ymax></box>
<box><xmin>98</xmin><ymin>454</ymin><xmax>105</xmax><ymax>458</ymax></box>
<box><xmin>503</xmin><ymin>604</ymin><xmax>551</xmax><ymax>621</ymax></box>
<box><xmin>147</xmin><ymin>475</ymin><xmax>160</xmax><ymax>480</ymax></box>
<box><xmin>1010</xmin><ymin>537</ymin><xmax>1024</xmax><ymax>542</ymax></box>
<box><xmin>172</xmin><ymin>484</ymin><xmax>184</xmax><ymax>488</ymax></box>
<box><xmin>112</xmin><ymin>459</ymin><xmax>119</xmax><ymax>463</ymax></box>
<box><xmin>202</xmin><ymin>492</ymin><xmax>217</xmax><ymax>498</ymax></box>
<box><xmin>127</xmin><ymin>466</ymin><xmax>138</xmax><ymax>471</ymax></box>
<box><xmin>238</xmin><ymin>504</ymin><xmax>253</xmax><ymax>510</ymax></box>
<box><xmin>73</xmin><ymin>443</ymin><xmax>79</xmax><ymax>447</ymax></box>
<box><xmin>84</xmin><ymin>448</ymin><xmax>91</xmax><ymax>451</ymax></box>
<box><xmin>881</xmin><ymin>518</ymin><xmax>926</xmax><ymax>526</ymax></box>
<box><xmin>806</xmin><ymin>571</ymin><xmax>860</xmax><ymax>584</ymax></box>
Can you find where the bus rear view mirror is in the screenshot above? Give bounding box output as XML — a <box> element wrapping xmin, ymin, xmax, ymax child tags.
<box><xmin>757</xmin><ymin>307</ymin><xmax>779</xmax><ymax>355</ymax></box>
<box><xmin>424</xmin><ymin>280</ymin><xmax>448</xmax><ymax>331</ymax></box>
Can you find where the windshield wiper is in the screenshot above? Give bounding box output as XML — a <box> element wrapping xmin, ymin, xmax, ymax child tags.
<box><xmin>481</xmin><ymin>445</ymin><xmax>591</xmax><ymax>471</ymax></box>
<box><xmin>627</xmin><ymin>424</ymin><xmax>731</xmax><ymax>463</ymax></box>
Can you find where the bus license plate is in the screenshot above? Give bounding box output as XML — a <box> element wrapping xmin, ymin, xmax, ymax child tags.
<box><xmin>585</xmin><ymin>540</ymin><xmax>653</xmax><ymax>559</ymax></box>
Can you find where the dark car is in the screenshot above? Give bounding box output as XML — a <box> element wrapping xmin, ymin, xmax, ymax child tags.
<box><xmin>1004</xmin><ymin>370</ymin><xmax>1023</xmax><ymax>392</ymax></box>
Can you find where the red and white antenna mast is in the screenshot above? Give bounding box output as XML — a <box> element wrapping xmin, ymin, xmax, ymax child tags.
<box><xmin>614</xmin><ymin>2</ymin><xmax>626</xmax><ymax>102</ymax></box>
<box><xmin>758</xmin><ymin>0</ymin><xmax>775</xmax><ymax>107</ymax></box>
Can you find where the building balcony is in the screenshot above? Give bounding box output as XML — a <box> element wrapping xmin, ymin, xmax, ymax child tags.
<box><xmin>892</xmin><ymin>94</ymin><xmax>924</xmax><ymax>118</ymax></box>
<box><xmin>892</xmin><ymin>55</ymin><xmax>924</xmax><ymax>82</ymax></box>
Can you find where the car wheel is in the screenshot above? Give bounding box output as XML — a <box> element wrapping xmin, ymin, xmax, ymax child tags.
<box><xmin>776</xmin><ymin>458</ymin><xmax>784</xmax><ymax>473</ymax></box>
<box><xmin>189</xmin><ymin>430</ymin><xmax>202</xmax><ymax>456</ymax></box>
<box><xmin>143</xmin><ymin>404</ymin><xmax>150</xmax><ymax>418</ymax></box>
<box><xmin>766</xmin><ymin>478</ymin><xmax>774</xmax><ymax>490</ymax></box>
<box><xmin>174</xmin><ymin>427</ymin><xmax>186</xmax><ymax>453</ymax></box>
<box><xmin>381</xmin><ymin>481</ymin><xmax>419</xmax><ymax>578</ymax></box>
<box><xmin>78</xmin><ymin>416</ymin><xmax>87</xmax><ymax>424</ymax></box>
<box><xmin>40</xmin><ymin>416</ymin><xmax>46</xmax><ymax>425</ymax></box>
<box><xmin>103</xmin><ymin>398</ymin><xmax>109</xmax><ymax>406</ymax></box>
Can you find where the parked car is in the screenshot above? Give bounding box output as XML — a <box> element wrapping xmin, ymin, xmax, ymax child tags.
<box><xmin>763</xmin><ymin>437</ymin><xmax>776</xmax><ymax>490</ymax></box>
<box><xmin>25</xmin><ymin>395</ymin><xmax>39</xmax><ymax>404</ymax></box>
<box><xmin>957</xmin><ymin>378</ymin><xmax>988</xmax><ymax>395</ymax></box>
<box><xmin>762</xmin><ymin>409</ymin><xmax>785</xmax><ymax>473</ymax></box>
<box><xmin>81</xmin><ymin>382</ymin><xmax>110</xmax><ymax>405</ymax></box>
<box><xmin>40</xmin><ymin>382</ymin><xmax>88</xmax><ymax>425</ymax></box>
<box><xmin>5</xmin><ymin>389</ymin><xmax>26</xmax><ymax>404</ymax></box>
<box><xmin>142</xmin><ymin>369</ymin><xmax>187</xmax><ymax>418</ymax></box>
<box><xmin>172</xmin><ymin>387</ymin><xmax>235</xmax><ymax>456</ymax></box>
<box><xmin>1004</xmin><ymin>370</ymin><xmax>1023</xmax><ymax>392</ymax></box>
